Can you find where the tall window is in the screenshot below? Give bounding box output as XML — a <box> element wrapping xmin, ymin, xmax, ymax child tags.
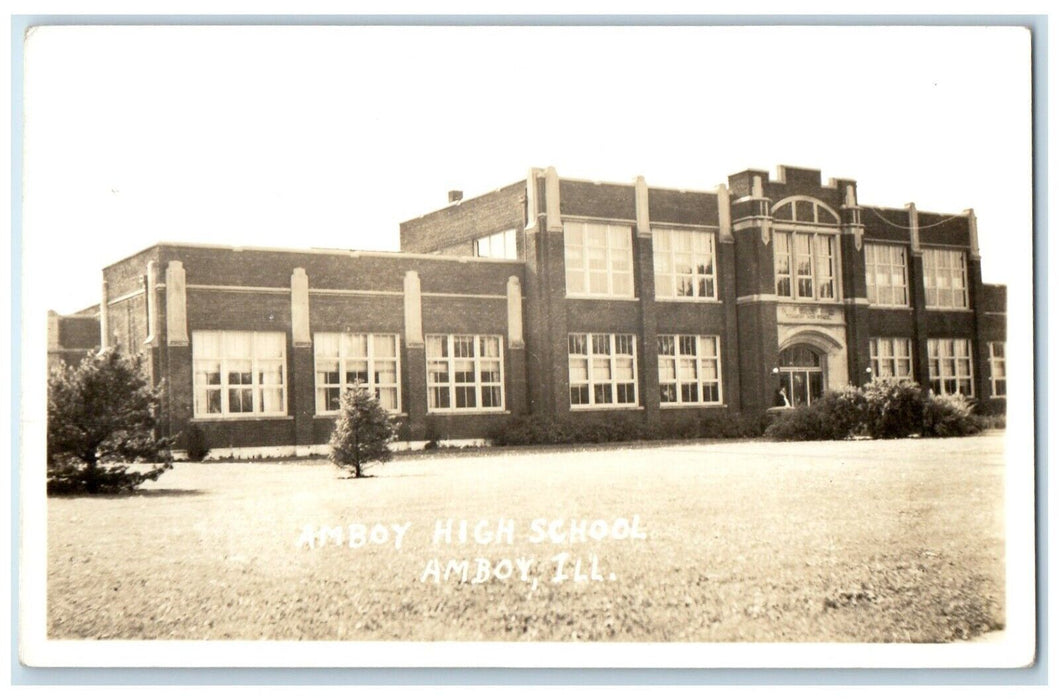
<box><xmin>988</xmin><ymin>341</ymin><xmax>1006</xmax><ymax>398</ymax></box>
<box><xmin>314</xmin><ymin>333</ymin><xmax>400</xmax><ymax>413</ymax></box>
<box><xmin>657</xmin><ymin>335</ymin><xmax>722</xmax><ymax>405</ymax></box>
<box><xmin>865</xmin><ymin>244</ymin><xmax>909</xmax><ymax>306</ymax></box>
<box><xmin>564</xmin><ymin>222</ymin><xmax>634</xmax><ymax>297</ymax></box>
<box><xmin>773</xmin><ymin>232</ymin><xmax>837</xmax><ymax>301</ymax></box>
<box><xmin>426</xmin><ymin>335</ymin><xmax>504</xmax><ymax>411</ymax></box>
<box><xmin>869</xmin><ymin>337</ymin><xmax>914</xmax><ymax>378</ymax></box>
<box><xmin>772</xmin><ymin>197</ymin><xmax>839</xmax><ymax>302</ymax></box>
<box><xmin>927</xmin><ymin>338</ymin><xmax>974</xmax><ymax>396</ymax></box>
<box><xmin>474</xmin><ymin>229</ymin><xmax>517</xmax><ymax>260</ymax></box>
<box><xmin>923</xmin><ymin>248</ymin><xmax>969</xmax><ymax>309</ymax></box>
<box><xmin>653</xmin><ymin>228</ymin><xmax>718</xmax><ymax>300</ymax></box>
<box><xmin>193</xmin><ymin>331</ymin><xmax>286</xmax><ymax>417</ymax></box>
<box><xmin>568</xmin><ymin>333</ymin><xmax>638</xmax><ymax>407</ymax></box>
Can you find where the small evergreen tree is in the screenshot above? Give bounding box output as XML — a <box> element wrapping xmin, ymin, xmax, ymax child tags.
<box><xmin>329</xmin><ymin>384</ymin><xmax>398</xmax><ymax>478</ymax></box>
<box><xmin>47</xmin><ymin>348</ymin><xmax>173</xmax><ymax>494</ymax></box>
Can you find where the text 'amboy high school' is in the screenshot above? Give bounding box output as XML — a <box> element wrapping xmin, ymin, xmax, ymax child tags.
<box><xmin>48</xmin><ymin>165</ymin><xmax>1008</xmax><ymax>457</ymax></box>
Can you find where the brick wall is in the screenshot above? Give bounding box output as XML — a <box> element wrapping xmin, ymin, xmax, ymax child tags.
<box><xmin>54</xmin><ymin>165</ymin><xmax>1008</xmax><ymax>454</ymax></box>
<box><xmin>400</xmin><ymin>181</ymin><xmax>526</xmax><ymax>254</ymax></box>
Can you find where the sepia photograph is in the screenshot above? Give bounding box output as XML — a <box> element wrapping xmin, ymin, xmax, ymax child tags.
<box><xmin>17</xmin><ymin>20</ymin><xmax>1037</xmax><ymax>670</ymax></box>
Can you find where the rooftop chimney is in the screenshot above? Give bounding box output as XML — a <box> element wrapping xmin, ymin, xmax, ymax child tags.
<box><xmin>448</xmin><ymin>190</ymin><xmax>463</xmax><ymax>204</ymax></box>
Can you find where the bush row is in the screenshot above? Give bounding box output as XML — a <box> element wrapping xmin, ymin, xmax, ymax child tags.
<box><xmin>764</xmin><ymin>378</ymin><xmax>985</xmax><ymax>441</ymax></box>
<box><xmin>488</xmin><ymin>411</ymin><xmax>769</xmax><ymax>447</ymax></box>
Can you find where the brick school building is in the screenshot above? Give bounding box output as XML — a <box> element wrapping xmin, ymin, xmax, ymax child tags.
<box><xmin>49</xmin><ymin>165</ymin><xmax>1007</xmax><ymax>457</ymax></box>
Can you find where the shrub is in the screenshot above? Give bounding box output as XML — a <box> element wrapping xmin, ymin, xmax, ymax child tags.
<box><xmin>488</xmin><ymin>416</ymin><xmax>569</xmax><ymax>446</ymax></box>
<box><xmin>329</xmin><ymin>384</ymin><xmax>398</xmax><ymax>477</ymax></box>
<box><xmin>922</xmin><ymin>393</ymin><xmax>985</xmax><ymax>437</ymax></box>
<box><xmin>764</xmin><ymin>405</ymin><xmax>830</xmax><ymax>441</ymax></box>
<box><xmin>490</xmin><ymin>411</ymin><xmax>768</xmax><ymax>447</ymax></box>
<box><xmin>184</xmin><ymin>424</ymin><xmax>209</xmax><ymax>462</ymax></box>
<box><xmin>764</xmin><ymin>388</ymin><xmax>867</xmax><ymax>442</ymax></box>
<box><xmin>861</xmin><ymin>378</ymin><xmax>927</xmax><ymax>439</ymax></box>
<box><xmin>812</xmin><ymin>386</ymin><xmax>870</xmax><ymax>439</ymax></box>
<box><xmin>47</xmin><ymin>348</ymin><xmax>173</xmax><ymax>495</ymax></box>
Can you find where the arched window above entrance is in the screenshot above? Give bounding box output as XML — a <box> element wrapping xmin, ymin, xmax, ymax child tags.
<box><xmin>779</xmin><ymin>344</ymin><xmax>822</xmax><ymax>368</ymax></box>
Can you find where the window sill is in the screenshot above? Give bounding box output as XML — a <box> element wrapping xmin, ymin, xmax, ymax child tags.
<box><xmin>655</xmin><ymin>297</ymin><xmax>723</xmax><ymax>304</ymax></box>
<box><xmin>570</xmin><ymin>405</ymin><xmax>643</xmax><ymax>412</ymax></box>
<box><xmin>315</xmin><ymin>412</ymin><xmax>408</xmax><ymax>419</ymax></box>
<box><xmin>925</xmin><ymin>306</ymin><xmax>973</xmax><ymax>312</ymax></box>
<box><xmin>190</xmin><ymin>415</ymin><xmax>293</xmax><ymax>423</ymax></box>
<box><xmin>565</xmin><ymin>295</ymin><xmax>639</xmax><ymax>301</ymax></box>
<box><xmin>426</xmin><ymin>409</ymin><xmax>511</xmax><ymax>416</ymax></box>
<box><xmin>867</xmin><ymin>304</ymin><xmax>912</xmax><ymax>310</ymax></box>
<box><xmin>660</xmin><ymin>403</ymin><xmax>727</xmax><ymax>409</ymax></box>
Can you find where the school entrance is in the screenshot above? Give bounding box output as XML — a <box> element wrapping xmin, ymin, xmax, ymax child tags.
<box><xmin>777</xmin><ymin>344</ymin><xmax>825</xmax><ymax>407</ymax></box>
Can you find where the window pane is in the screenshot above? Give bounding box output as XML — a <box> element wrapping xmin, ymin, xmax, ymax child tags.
<box><xmin>426</xmin><ymin>336</ymin><xmax>447</xmax><ymax>359</ymax></box>
<box><xmin>256</xmin><ymin>332</ymin><xmax>285</xmax><ymax>358</ymax></box>
<box><xmin>569</xmin><ymin>334</ymin><xmax>586</xmax><ymax>355</ymax></box>
<box><xmin>374</xmin><ymin>360</ymin><xmax>397</xmax><ymax>385</ymax></box>
<box><xmin>259</xmin><ymin>388</ymin><xmax>283</xmax><ymax>413</ymax></box>
<box><xmin>428</xmin><ymin>361</ymin><xmax>449</xmax><ymax>383</ymax></box>
<box><xmin>479</xmin><ymin>360</ymin><xmax>501</xmax><ymax>383</ymax></box>
<box><xmin>480</xmin><ymin>336</ymin><xmax>500</xmax><ymax>357</ymax></box>
<box><xmin>315</xmin><ymin>333</ymin><xmax>340</xmax><ymax>357</ymax></box>
<box><xmin>194</xmin><ymin>331</ymin><xmax>221</xmax><ymax>358</ymax></box>
<box><xmin>454</xmin><ymin>360</ymin><xmax>475</xmax><ymax>383</ymax></box>
<box><xmin>592</xmin><ymin>334</ymin><xmax>610</xmax><ymax>355</ymax></box>
<box><xmin>594</xmin><ymin>384</ymin><xmax>613</xmax><ymax>404</ymax></box>
<box><xmin>346</xmin><ymin>360</ymin><xmax>369</xmax><ymax>385</ymax></box>
<box><xmin>374</xmin><ymin>334</ymin><xmax>397</xmax><ymax>358</ymax></box>
<box><xmin>453</xmin><ymin>336</ymin><xmax>475</xmax><ymax>357</ymax></box>
<box><xmin>223</xmin><ymin>332</ymin><xmax>252</xmax><ymax>359</ymax></box>
<box><xmin>377</xmin><ymin>387</ymin><xmax>398</xmax><ymax>410</ymax></box>
<box><xmin>430</xmin><ymin>387</ymin><xmax>449</xmax><ymax>409</ymax></box>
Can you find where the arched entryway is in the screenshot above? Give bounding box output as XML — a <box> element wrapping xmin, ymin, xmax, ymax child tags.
<box><xmin>777</xmin><ymin>344</ymin><xmax>825</xmax><ymax>407</ymax></box>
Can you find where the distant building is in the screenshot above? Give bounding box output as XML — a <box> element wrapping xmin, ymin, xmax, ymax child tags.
<box><xmin>48</xmin><ymin>165</ymin><xmax>1007</xmax><ymax>457</ymax></box>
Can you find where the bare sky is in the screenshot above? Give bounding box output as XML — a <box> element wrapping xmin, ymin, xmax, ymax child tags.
<box><xmin>22</xmin><ymin>25</ymin><xmax>1031</xmax><ymax>315</ymax></box>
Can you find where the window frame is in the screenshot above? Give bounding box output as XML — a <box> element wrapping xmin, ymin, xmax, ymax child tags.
<box><xmin>425</xmin><ymin>334</ymin><xmax>506</xmax><ymax>413</ymax></box>
<box><xmin>923</xmin><ymin>247</ymin><xmax>970</xmax><ymax>309</ymax></box>
<box><xmin>927</xmin><ymin>338</ymin><xmax>975</xmax><ymax>396</ymax></box>
<box><xmin>988</xmin><ymin>341</ymin><xmax>1006</xmax><ymax>398</ymax></box>
<box><xmin>474</xmin><ymin>229</ymin><xmax>518</xmax><ymax>260</ymax></box>
<box><xmin>869</xmin><ymin>337</ymin><xmax>914</xmax><ymax>379</ymax></box>
<box><xmin>563</xmin><ymin>221</ymin><xmax>635</xmax><ymax>298</ymax></box>
<box><xmin>652</xmin><ymin>227</ymin><xmax>719</xmax><ymax>301</ymax></box>
<box><xmin>192</xmin><ymin>330</ymin><xmax>288</xmax><ymax>419</ymax></box>
<box><xmin>313</xmin><ymin>332</ymin><xmax>402</xmax><ymax>415</ymax></box>
<box><xmin>657</xmin><ymin>334</ymin><xmax>723</xmax><ymax>406</ymax></box>
<box><xmin>568</xmin><ymin>332</ymin><xmax>639</xmax><ymax>408</ymax></box>
<box><xmin>865</xmin><ymin>243</ymin><xmax>910</xmax><ymax>307</ymax></box>
<box><xmin>773</xmin><ymin>228</ymin><xmax>840</xmax><ymax>302</ymax></box>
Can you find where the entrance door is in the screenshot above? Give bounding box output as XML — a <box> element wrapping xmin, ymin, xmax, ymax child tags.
<box><xmin>778</xmin><ymin>345</ymin><xmax>825</xmax><ymax>406</ymax></box>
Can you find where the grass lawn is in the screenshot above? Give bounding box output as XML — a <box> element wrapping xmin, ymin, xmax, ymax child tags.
<box><xmin>47</xmin><ymin>433</ymin><xmax>1005</xmax><ymax>642</ymax></box>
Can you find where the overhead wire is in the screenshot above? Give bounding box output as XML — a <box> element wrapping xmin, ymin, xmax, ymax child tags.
<box><xmin>863</xmin><ymin>206</ymin><xmax>965</xmax><ymax>231</ymax></box>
